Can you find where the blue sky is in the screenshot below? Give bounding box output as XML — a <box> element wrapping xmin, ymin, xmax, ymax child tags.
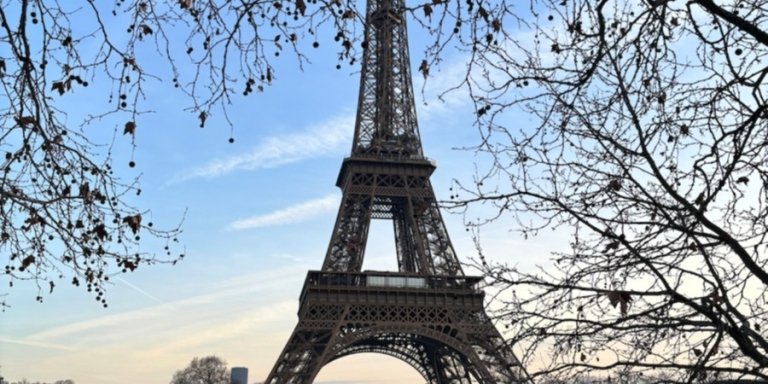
<box><xmin>0</xmin><ymin>8</ymin><xmax>565</xmax><ymax>384</ymax></box>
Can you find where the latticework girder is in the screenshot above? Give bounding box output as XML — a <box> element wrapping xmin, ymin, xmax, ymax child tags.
<box><xmin>264</xmin><ymin>0</ymin><xmax>529</xmax><ymax>380</ymax></box>
<box><xmin>352</xmin><ymin>0</ymin><xmax>421</xmax><ymax>159</ymax></box>
<box><xmin>322</xmin><ymin>160</ymin><xmax>463</xmax><ymax>276</ymax></box>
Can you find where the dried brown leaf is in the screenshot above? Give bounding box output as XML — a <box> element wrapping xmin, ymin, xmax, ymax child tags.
<box><xmin>606</xmin><ymin>291</ymin><xmax>632</xmax><ymax>316</ymax></box>
<box><xmin>603</xmin><ymin>241</ymin><xmax>619</xmax><ymax>252</ymax></box>
<box><xmin>20</xmin><ymin>255</ymin><xmax>35</xmax><ymax>271</ymax></box>
<box><xmin>15</xmin><ymin>116</ymin><xmax>36</xmax><ymax>127</ymax></box>
<box><xmin>123</xmin><ymin>214</ymin><xmax>142</xmax><ymax>234</ymax></box>
<box><xmin>52</xmin><ymin>81</ymin><xmax>66</xmax><ymax>95</ymax></box>
<box><xmin>478</xmin><ymin>7</ymin><xmax>489</xmax><ymax>21</ymax></box>
<box><xmin>198</xmin><ymin>111</ymin><xmax>207</xmax><ymax>128</ymax></box>
<box><xmin>79</xmin><ymin>182</ymin><xmax>91</xmax><ymax>200</ymax></box>
<box><xmin>492</xmin><ymin>19</ymin><xmax>501</xmax><ymax>32</ymax></box>
<box><xmin>124</xmin><ymin>121</ymin><xmax>136</xmax><ymax>135</ymax></box>
<box><xmin>296</xmin><ymin>0</ymin><xmax>306</xmax><ymax>15</ymax></box>
<box><xmin>94</xmin><ymin>224</ymin><xmax>108</xmax><ymax>241</ymax></box>
<box><xmin>419</xmin><ymin>60</ymin><xmax>429</xmax><ymax>78</ymax></box>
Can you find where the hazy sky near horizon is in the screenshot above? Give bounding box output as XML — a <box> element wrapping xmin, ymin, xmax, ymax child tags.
<box><xmin>0</xmin><ymin>5</ymin><xmax>563</xmax><ymax>384</ymax></box>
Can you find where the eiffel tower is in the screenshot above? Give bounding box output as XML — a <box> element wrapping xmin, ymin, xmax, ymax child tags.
<box><xmin>264</xmin><ymin>0</ymin><xmax>529</xmax><ymax>382</ymax></box>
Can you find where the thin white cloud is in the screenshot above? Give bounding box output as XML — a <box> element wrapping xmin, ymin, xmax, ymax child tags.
<box><xmin>228</xmin><ymin>194</ymin><xmax>339</xmax><ymax>230</ymax></box>
<box><xmin>174</xmin><ymin>114</ymin><xmax>353</xmax><ymax>182</ymax></box>
<box><xmin>5</xmin><ymin>267</ymin><xmax>307</xmax><ymax>384</ymax></box>
<box><xmin>172</xmin><ymin>59</ymin><xmax>475</xmax><ymax>184</ymax></box>
<box><xmin>0</xmin><ymin>337</ymin><xmax>75</xmax><ymax>351</ymax></box>
<box><xmin>25</xmin><ymin>266</ymin><xmax>303</xmax><ymax>343</ymax></box>
<box><xmin>115</xmin><ymin>276</ymin><xmax>164</xmax><ymax>304</ymax></box>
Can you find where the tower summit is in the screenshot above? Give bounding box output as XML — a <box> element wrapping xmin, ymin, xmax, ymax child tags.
<box><xmin>350</xmin><ymin>0</ymin><xmax>423</xmax><ymax>160</ymax></box>
<box><xmin>264</xmin><ymin>0</ymin><xmax>529</xmax><ymax>381</ymax></box>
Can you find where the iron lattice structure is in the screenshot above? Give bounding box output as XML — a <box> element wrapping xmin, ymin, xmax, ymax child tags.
<box><xmin>264</xmin><ymin>0</ymin><xmax>529</xmax><ymax>381</ymax></box>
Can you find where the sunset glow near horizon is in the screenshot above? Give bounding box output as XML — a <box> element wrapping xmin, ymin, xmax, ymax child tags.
<box><xmin>0</xmin><ymin>7</ymin><xmax>561</xmax><ymax>384</ymax></box>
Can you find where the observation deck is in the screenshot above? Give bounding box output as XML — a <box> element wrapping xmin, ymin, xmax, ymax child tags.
<box><xmin>298</xmin><ymin>271</ymin><xmax>486</xmax><ymax>316</ymax></box>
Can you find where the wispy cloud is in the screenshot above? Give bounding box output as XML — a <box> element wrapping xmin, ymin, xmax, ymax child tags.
<box><xmin>115</xmin><ymin>276</ymin><xmax>164</xmax><ymax>304</ymax></box>
<box><xmin>5</xmin><ymin>267</ymin><xmax>306</xmax><ymax>384</ymax></box>
<box><xmin>24</xmin><ymin>267</ymin><xmax>304</xmax><ymax>344</ymax></box>
<box><xmin>228</xmin><ymin>194</ymin><xmax>339</xmax><ymax>230</ymax></box>
<box><xmin>175</xmin><ymin>114</ymin><xmax>353</xmax><ymax>182</ymax></box>
<box><xmin>0</xmin><ymin>337</ymin><xmax>75</xmax><ymax>351</ymax></box>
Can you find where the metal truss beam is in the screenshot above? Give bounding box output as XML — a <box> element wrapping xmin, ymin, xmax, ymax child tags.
<box><xmin>265</xmin><ymin>0</ymin><xmax>530</xmax><ymax>381</ymax></box>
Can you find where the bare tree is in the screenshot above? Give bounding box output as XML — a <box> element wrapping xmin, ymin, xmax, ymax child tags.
<box><xmin>171</xmin><ymin>356</ymin><xmax>229</xmax><ymax>384</ymax></box>
<box><xmin>443</xmin><ymin>0</ymin><xmax>768</xmax><ymax>382</ymax></box>
<box><xmin>0</xmin><ymin>0</ymin><xmax>363</xmax><ymax>306</ymax></box>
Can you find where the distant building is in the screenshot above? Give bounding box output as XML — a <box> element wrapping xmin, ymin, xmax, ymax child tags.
<box><xmin>230</xmin><ymin>367</ymin><xmax>248</xmax><ymax>384</ymax></box>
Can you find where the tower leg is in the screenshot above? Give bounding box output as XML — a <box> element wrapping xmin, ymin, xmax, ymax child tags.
<box><xmin>323</xmin><ymin>193</ymin><xmax>372</xmax><ymax>273</ymax></box>
<box><xmin>265</xmin><ymin>327</ymin><xmax>331</xmax><ymax>384</ymax></box>
<box><xmin>431</xmin><ymin>347</ymin><xmax>475</xmax><ymax>383</ymax></box>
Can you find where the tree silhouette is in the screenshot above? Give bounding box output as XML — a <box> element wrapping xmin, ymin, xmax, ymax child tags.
<box><xmin>446</xmin><ymin>0</ymin><xmax>768</xmax><ymax>382</ymax></box>
<box><xmin>0</xmin><ymin>0</ymin><xmax>359</xmax><ymax>306</ymax></box>
<box><xmin>171</xmin><ymin>356</ymin><xmax>229</xmax><ymax>384</ymax></box>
